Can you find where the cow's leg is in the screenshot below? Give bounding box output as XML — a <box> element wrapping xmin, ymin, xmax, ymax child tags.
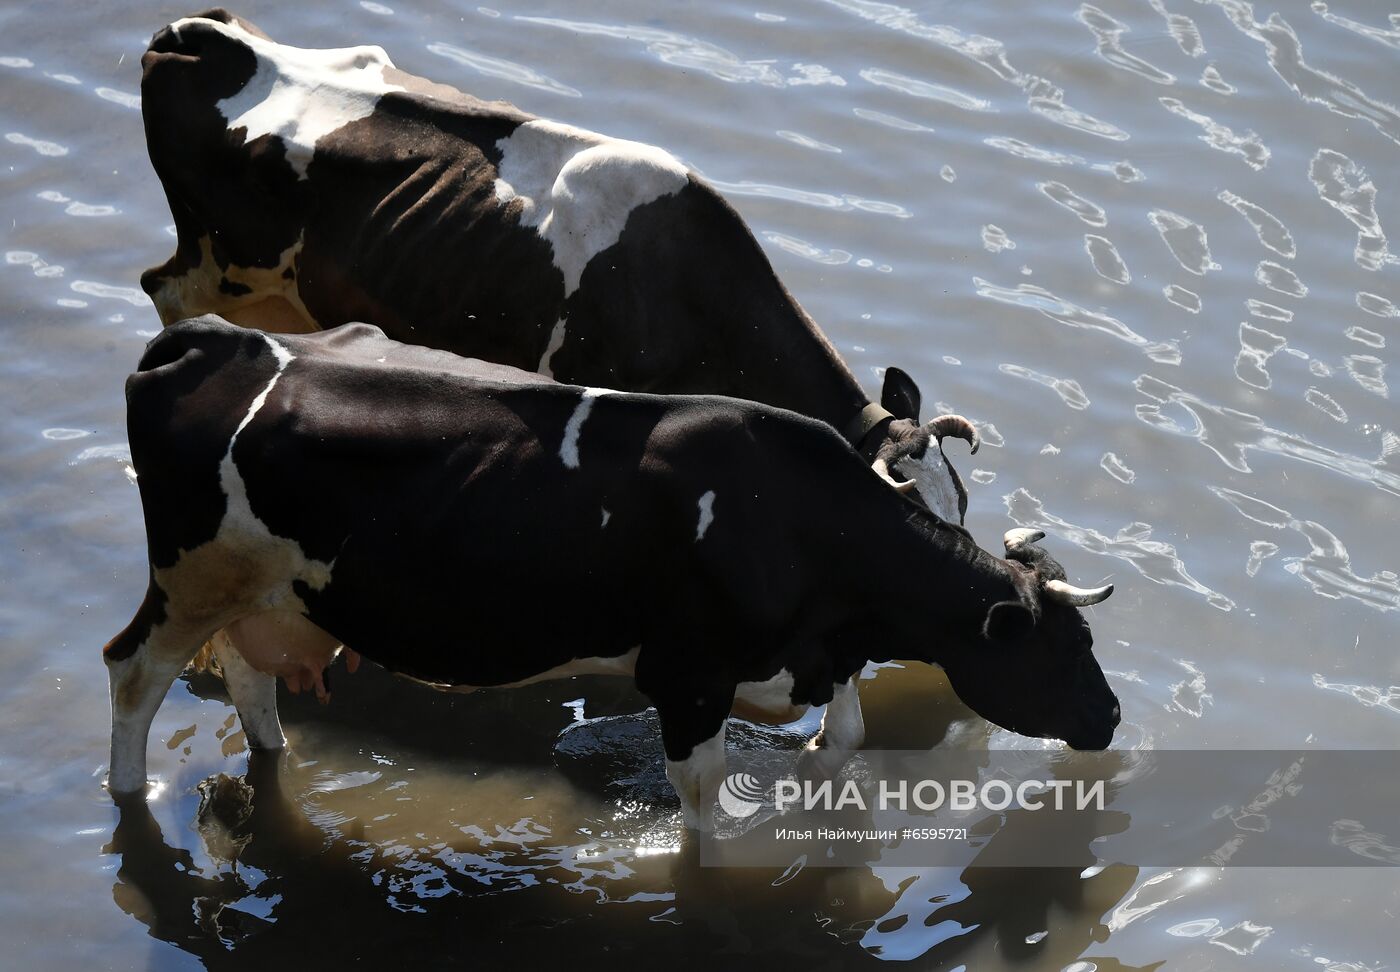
<box><xmin>210</xmin><ymin>628</ymin><xmax>285</xmax><ymax>751</ymax></box>
<box><xmin>105</xmin><ymin>592</ymin><xmax>216</xmax><ymax>795</ymax></box>
<box><xmin>803</xmin><ymin>677</ymin><xmax>866</xmax><ymax>779</ymax></box>
<box><xmin>640</xmin><ymin>663</ymin><xmax>735</xmax><ymax>832</ymax></box>
<box><xmin>664</xmin><ymin>719</ymin><xmax>728</xmax><ymax>832</ymax></box>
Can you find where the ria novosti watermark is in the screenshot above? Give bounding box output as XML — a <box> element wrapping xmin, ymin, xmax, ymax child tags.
<box><xmin>700</xmin><ymin>749</ymin><xmax>1400</xmax><ymax>868</ymax></box>
<box><xmin>765</xmin><ymin>775</ymin><xmax>1108</xmax><ymax>813</ymax></box>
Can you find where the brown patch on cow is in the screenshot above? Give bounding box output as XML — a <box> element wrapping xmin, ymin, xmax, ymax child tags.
<box><xmin>221</xmin><ymin>295</ymin><xmax>319</xmax><ymax>333</ymax></box>
<box><xmin>148</xmin><ymin>234</ymin><xmax>318</xmax><ymax>331</ymax></box>
<box><xmin>111</xmin><ymin>630</ymin><xmax>208</xmax><ymax>709</ymax></box>
<box><xmin>152</xmin><ymin>540</ymin><xmax>271</xmax><ymax>627</ymax></box>
<box><xmin>115</xmin><ymin>656</ymin><xmax>155</xmax><ymax>711</ymax></box>
<box><xmin>142</xmin><ymin>535</ymin><xmax>332</xmax><ymax>682</ymax></box>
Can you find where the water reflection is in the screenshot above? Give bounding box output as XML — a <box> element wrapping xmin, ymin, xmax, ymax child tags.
<box><xmin>1309</xmin><ymin>149</ymin><xmax>1396</xmax><ymax>271</ymax></box>
<box><xmin>1133</xmin><ymin>375</ymin><xmax>1400</xmax><ymax>495</ymax></box>
<box><xmin>426</xmin><ymin>42</ymin><xmax>581</xmax><ymax>99</ymax></box>
<box><xmin>1080</xmin><ymin>4</ymin><xmax>1177</xmax><ymax>86</ymax></box>
<box><xmin>516</xmin><ymin>15</ymin><xmax>831</xmax><ymax>89</ymax></box>
<box><xmin>1085</xmin><ymin>234</ymin><xmax>1131</xmax><ymax>285</ymax></box>
<box><xmin>1158</xmin><ymin>96</ymin><xmax>1270</xmax><ymax>169</ymax></box>
<box><xmin>1150</xmin><ymin>0</ymin><xmax>1205</xmax><ymax>57</ymax></box>
<box><xmin>1211</xmin><ymin>486</ymin><xmax>1400</xmax><ymax>611</ymax></box>
<box><xmin>1218</xmin><ymin>189</ymin><xmax>1294</xmax><ymax>257</ymax></box>
<box><xmin>4</xmin><ymin>131</ymin><xmax>68</xmax><ymax>157</ymax></box>
<box><xmin>1006</xmin><ymin>487</ymin><xmax>1234</xmax><ymax>611</ymax></box>
<box><xmin>106</xmin><ymin>727</ymin><xmax>1160</xmax><ymax>968</ymax></box>
<box><xmin>1040</xmin><ymin>181</ymin><xmax>1107</xmax><ymax>227</ymax></box>
<box><xmin>998</xmin><ymin>362</ymin><xmax>1089</xmax><ymax>410</ymax></box>
<box><xmin>858</xmin><ymin>68</ymin><xmax>994</xmax><ymax>113</ymax></box>
<box><xmin>974</xmin><ymin>277</ymin><xmax>1181</xmax><ymax>364</ymax></box>
<box><xmin>1202</xmin><ymin>0</ymin><xmax>1400</xmax><ymax>147</ymax></box>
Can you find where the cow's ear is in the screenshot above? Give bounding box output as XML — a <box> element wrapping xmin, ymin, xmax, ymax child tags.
<box><xmin>983</xmin><ymin>600</ymin><xmax>1035</xmax><ymax>643</ymax></box>
<box><xmin>881</xmin><ymin>366</ymin><xmax>922</xmax><ymax>422</ymax></box>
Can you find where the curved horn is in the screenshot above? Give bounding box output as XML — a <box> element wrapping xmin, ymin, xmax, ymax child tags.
<box><xmin>929</xmin><ymin>414</ymin><xmax>980</xmax><ymax>455</ymax></box>
<box><xmin>1003</xmin><ymin>528</ymin><xmax>1046</xmax><ymax>552</ymax></box>
<box><xmin>1044</xmin><ymin>579</ymin><xmax>1114</xmax><ymax>607</ymax></box>
<box><xmin>872</xmin><ymin>458</ymin><xmax>918</xmax><ymax>494</ymax></box>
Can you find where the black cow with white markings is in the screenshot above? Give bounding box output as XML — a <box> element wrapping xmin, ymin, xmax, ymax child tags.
<box><xmin>139</xmin><ymin>9</ymin><xmax>979</xmax><ymax>520</ymax></box>
<box><xmin>105</xmin><ymin>318</ymin><xmax>1119</xmax><ymax>829</ymax></box>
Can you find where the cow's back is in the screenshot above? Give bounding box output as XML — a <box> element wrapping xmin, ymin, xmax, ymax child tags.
<box><xmin>140</xmin><ymin>13</ymin><xmax>871</xmax><ymax>440</ymax></box>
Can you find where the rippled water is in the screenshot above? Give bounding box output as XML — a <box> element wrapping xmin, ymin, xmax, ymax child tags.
<box><xmin>2</xmin><ymin>0</ymin><xmax>1398</xmax><ymax>967</ymax></box>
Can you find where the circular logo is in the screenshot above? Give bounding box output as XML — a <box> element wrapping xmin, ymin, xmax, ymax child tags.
<box><xmin>718</xmin><ymin>772</ymin><xmax>766</xmax><ymax>819</ymax></box>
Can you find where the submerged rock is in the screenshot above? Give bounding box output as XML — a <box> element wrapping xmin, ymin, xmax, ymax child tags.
<box><xmin>553</xmin><ymin>710</ymin><xmax>809</xmax><ymax>805</ymax></box>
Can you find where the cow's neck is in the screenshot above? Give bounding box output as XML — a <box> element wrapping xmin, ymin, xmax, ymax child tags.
<box><xmin>857</xmin><ymin>505</ymin><xmax>1021</xmax><ymax>664</ymax></box>
<box><xmin>714</xmin><ymin>298</ymin><xmax>875</xmax><ymax>449</ymax></box>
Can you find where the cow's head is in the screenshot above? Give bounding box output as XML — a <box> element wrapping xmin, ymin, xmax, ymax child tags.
<box><xmin>139</xmin><ymin>10</ymin><xmax>398</xmax><ymax>327</ymax></box>
<box><xmin>869</xmin><ymin>366</ymin><xmax>979</xmax><ymax>524</ymax></box>
<box><xmin>935</xmin><ymin>529</ymin><xmax>1120</xmax><ymax>750</ymax></box>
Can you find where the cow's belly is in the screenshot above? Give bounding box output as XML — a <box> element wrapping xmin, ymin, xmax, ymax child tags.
<box><xmin>733</xmin><ymin>669</ymin><xmax>809</xmax><ymax>725</ymax></box>
<box><xmin>423</xmin><ymin>656</ymin><xmax>810</xmax><ymax>725</ymax></box>
<box><xmin>226</xmin><ymin>609</ymin><xmax>807</xmax><ymax>724</ymax></box>
<box><xmin>408</xmin><ymin>646</ymin><xmax>643</xmax><ymax>693</ymax></box>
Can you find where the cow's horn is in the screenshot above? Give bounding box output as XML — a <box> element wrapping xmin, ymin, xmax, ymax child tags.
<box><xmin>929</xmin><ymin>414</ymin><xmax>980</xmax><ymax>455</ymax></box>
<box><xmin>873</xmin><ymin>459</ymin><xmax>918</xmax><ymax>494</ymax></box>
<box><xmin>1044</xmin><ymin>579</ymin><xmax>1114</xmax><ymax>606</ymax></box>
<box><xmin>1003</xmin><ymin>528</ymin><xmax>1046</xmax><ymax>552</ymax></box>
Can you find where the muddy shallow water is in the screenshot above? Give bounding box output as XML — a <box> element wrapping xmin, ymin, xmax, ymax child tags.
<box><xmin>1</xmin><ymin>0</ymin><xmax>1398</xmax><ymax>968</ymax></box>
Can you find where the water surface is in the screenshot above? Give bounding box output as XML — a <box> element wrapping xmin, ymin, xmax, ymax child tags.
<box><xmin>1</xmin><ymin>0</ymin><xmax>1397</xmax><ymax>967</ymax></box>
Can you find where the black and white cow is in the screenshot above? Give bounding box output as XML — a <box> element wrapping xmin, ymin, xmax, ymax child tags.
<box><xmin>106</xmin><ymin>318</ymin><xmax>1119</xmax><ymax>829</ymax></box>
<box><xmin>139</xmin><ymin>9</ymin><xmax>979</xmax><ymax>521</ymax></box>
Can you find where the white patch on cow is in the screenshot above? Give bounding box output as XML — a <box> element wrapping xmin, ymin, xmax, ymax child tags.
<box><xmin>816</xmin><ymin>679</ymin><xmax>865</xmax><ymax>751</ymax></box>
<box><xmin>559</xmin><ymin>386</ymin><xmax>614</xmax><ymax>469</ymax></box>
<box><xmin>231</xmin><ymin>336</ymin><xmax>294</xmax><ymax>435</ymax></box>
<box><xmin>695</xmin><ymin>490</ymin><xmax>716</xmax><ymax>541</ymax></box>
<box><xmin>494</xmin><ymin>119</ymin><xmax>688</xmax><ymax>296</ymax></box>
<box><xmin>733</xmin><ymin>668</ymin><xmax>808</xmax><ymax>724</ymax></box>
<box><xmin>153</xmin><ymin>334</ymin><xmax>334</xmax><ymax>621</ymax></box>
<box><xmin>802</xmin><ymin>678</ymin><xmax>865</xmax><ymax>778</ymax></box>
<box><xmin>107</xmin><ymin>642</ymin><xmax>199</xmax><ymax>792</ymax></box>
<box><xmin>735</xmin><ymin>668</ymin><xmax>795</xmax><ymax>710</ymax></box>
<box><xmin>665</xmin><ymin>723</ymin><xmax>727</xmax><ymax>831</ymax></box>
<box><xmin>538</xmin><ymin>317</ymin><xmax>568</xmax><ymax>377</ymax></box>
<box><xmin>896</xmin><ymin>448</ymin><xmax>961</xmax><ymax>522</ymax></box>
<box><xmin>171</xmin><ymin>16</ymin><xmax>405</xmax><ymax>179</ymax></box>
<box><xmin>601</xmin><ymin>507</ymin><xmax>611</xmax><ymax>527</ymax></box>
<box><xmin>219</xmin><ymin>335</ymin><xmax>333</xmax><ymax>591</ymax></box>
